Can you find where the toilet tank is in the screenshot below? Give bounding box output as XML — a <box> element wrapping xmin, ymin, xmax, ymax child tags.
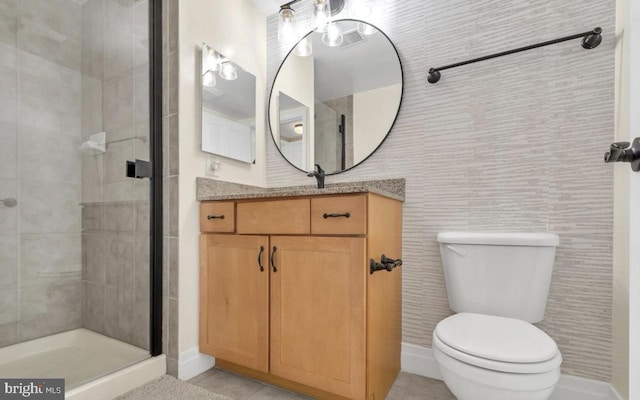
<box><xmin>437</xmin><ymin>232</ymin><xmax>559</xmax><ymax>323</ymax></box>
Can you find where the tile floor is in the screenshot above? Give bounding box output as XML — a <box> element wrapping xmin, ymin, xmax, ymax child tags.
<box><xmin>189</xmin><ymin>368</ymin><xmax>455</xmax><ymax>400</ymax></box>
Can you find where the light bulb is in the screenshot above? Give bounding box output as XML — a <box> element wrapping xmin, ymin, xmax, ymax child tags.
<box><xmin>202</xmin><ymin>70</ymin><xmax>216</xmax><ymax>87</ymax></box>
<box><xmin>356</xmin><ymin>22</ymin><xmax>377</xmax><ymax>36</ymax></box>
<box><xmin>218</xmin><ymin>61</ymin><xmax>237</xmax><ymax>80</ymax></box>
<box><xmin>350</xmin><ymin>0</ymin><xmax>372</xmax><ymax>17</ymax></box>
<box><xmin>294</xmin><ymin>124</ymin><xmax>303</xmax><ymax>135</ymax></box>
<box><xmin>322</xmin><ymin>22</ymin><xmax>343</xmax><ymax>47</ymax></box>
<box><xmin>278</xmin><ymin>7</ymin><xmax>297</xmax><ymax>44</ymax></box>
<box><xmin>294</xmin><ymin>36</ymin><xmax>313</xmax><ymax>57</ymax></box>
<box><xmin>313</xmin><ymin>0</ymin><xmax>331</xmax><ymax>33</ymax></box>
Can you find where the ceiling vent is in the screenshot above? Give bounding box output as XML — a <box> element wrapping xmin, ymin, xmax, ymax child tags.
<box><xmin>340</xmin><ymin>29</ymin><xmax>366</xmax><ymax>49</ymax></box>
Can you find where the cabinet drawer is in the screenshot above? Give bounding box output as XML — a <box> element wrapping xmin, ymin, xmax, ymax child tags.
<box><xmin>237</xmin><ymin>199</ymin><xmax>310</xmax><ymax>234</ymax></box>
<box><xmin>311</xmin><ymin>195</ymin><xmax>367</xmax><ymax>235</ymax></box>
<box><xmin>200</xmin><ymin>202</ymin><xmax>235</xmax><ymax>233</ymax></box>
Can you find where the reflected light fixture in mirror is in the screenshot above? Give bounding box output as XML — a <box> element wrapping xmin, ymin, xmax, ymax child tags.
<box><xmin>322</xmin><ymin>22</ymin><xmax>343</xmax><ymax>47</ymax></box>
<box><xmin>203</xmin><ymin>45</ymin><xmax>220</xmax><ymax>72</ymax></box>
<box><xmin>202</xmin><ymin>70</ymin><xmax>216</xmax><ymax>87</ymax></box>
<box><xmin>202</xmin><ymin>44</ymin><xmax>220</xmax><ymax>87</ymax></box>
<box><xmin>294</xmin><ymin>36</ymin><xmax>313</xmax><ymax>56</ymax></box>
<box><xmin>219</xmin><ymin>60</ymin><xmax>238</xmax><ymax>80</ymax></box>
<box><xmin>357</xmin><ymin>22</ymin><xmax>377</xmax><ymax>36</ymax></box>
<box><xmin>294</xmin><ymin>123</ymin><xmax>304</xmax><ymax>135</ymax></box>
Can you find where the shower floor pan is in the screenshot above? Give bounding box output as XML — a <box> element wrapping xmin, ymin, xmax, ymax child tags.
<box><xmin>0</xmin><ymin>328</ymin><xmax>163</xmax><ymax>398</ymax></box>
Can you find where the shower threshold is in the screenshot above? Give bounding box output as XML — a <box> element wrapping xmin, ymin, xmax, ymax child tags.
<box><xmin>0</xmin><ymin>328</ymin><xmax>165</xmax><ymax>399</ymax></box>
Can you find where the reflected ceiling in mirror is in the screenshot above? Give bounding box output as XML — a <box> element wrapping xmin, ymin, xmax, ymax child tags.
<box><xmin>201</xmin><ymin>44</ymin><xmax>257</xmax><ymax>164</ymax></box>
<box><xmin>269</xmin><ymin>19</ymin><xmax>403</xmax><ymax>175</ymax></box>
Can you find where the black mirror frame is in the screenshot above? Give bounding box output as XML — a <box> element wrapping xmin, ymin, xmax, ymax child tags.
<box><xmin>268</xmin><ymin>18</ymin><xmax>404</xmax><ymax>176</ymax></box>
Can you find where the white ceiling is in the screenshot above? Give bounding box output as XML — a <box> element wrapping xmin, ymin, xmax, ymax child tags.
<box><xmin>247</xmin><ymin>0</ymin><xmax>281</xmax><ymax>16</ymax></box>
<box><xmin>310</xmin><ymin>22</ymin><xmax>402</xmax><ymax>101</ymax></box>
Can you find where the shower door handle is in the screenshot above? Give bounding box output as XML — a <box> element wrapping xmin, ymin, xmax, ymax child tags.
<box><xmin>126</xmin><ymin>159</ymin><xmax>152</xmax><ymax>179</ymax></box>
<box><xmin>604</xmin><ymin>138</ymin><xmax>640</xmax><ymax>172</ymax></box>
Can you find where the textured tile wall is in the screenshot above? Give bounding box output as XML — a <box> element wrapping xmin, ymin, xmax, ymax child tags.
<box><xmin>162</xmin><ymin>0</ymin><xmax>179</xmax><ymax>377</ymax></box>
<box><xmin>0</xmin><ymin>0</ymin><xmax>83</xmax><ymax>347</ymax></box>
<box><xmin>81</xmin><ymin>202</ymin><xmax>150</xmax><ymax>350</ymax></box>
<box><xmin>79</xmin><ymin>0</ymin><xmax>153</xmax><ymax>351</ymax></box>
<box><xmin>266</xmin><ymin>0</ymin><xmax>615</xmax><ymax>381</ymax></box>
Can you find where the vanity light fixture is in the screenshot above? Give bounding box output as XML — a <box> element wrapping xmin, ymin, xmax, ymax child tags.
<box><xmin>218</xmin><ymin>60</ymin><xmax>238</xmax><ymax>80</ymax></box>
<box><xmin>350</xmin><ymin>0</ymin><xmax>372</xmax><ymax>17</ymax></box>
<box><xmin>313</xmin><ymin>0</ymin><xmax>331</xmax><ymax>33</ymax></box>
<box><xmin>294</xmin><ymin>123</ymin><xmax>304</xmax><ymax>134</ymax></box>
<box><xmin>278</xmin><ymin>5</ymin><xmax>297</xmax><ymax>44</ymax></box>
<box><xmin>278</xmin><ymin>0</ymin><xmax>345</xmax><ymax>44</ymax></box>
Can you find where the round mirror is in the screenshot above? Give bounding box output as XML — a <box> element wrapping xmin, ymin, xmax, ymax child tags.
<box><xmin>269</xmin><ymin>19</ymin><xmax>403</xmax><ymax>175</ymax></box>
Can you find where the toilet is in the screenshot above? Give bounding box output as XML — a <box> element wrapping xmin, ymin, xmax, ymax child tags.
<box><xmin>433</xmin><ymin>232</ymin><xmax>562</xmax><ymax>400</ymax></box>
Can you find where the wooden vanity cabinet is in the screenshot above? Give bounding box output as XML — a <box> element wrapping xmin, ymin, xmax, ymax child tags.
<box><xmin>199</xmin><ymin>234</ymin><xmax>269</xmax><ymax>372</ymax></box>
<box><xmin>199</xmin><ymin>193</ymin><xmax>402</xmax><ymax>400</ymax></box>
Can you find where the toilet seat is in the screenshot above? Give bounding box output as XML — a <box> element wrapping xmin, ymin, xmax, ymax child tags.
<box><xmin>434</xmin><ymin>313</ymin><xmax>562</xmax><ymax>374</ymax></box>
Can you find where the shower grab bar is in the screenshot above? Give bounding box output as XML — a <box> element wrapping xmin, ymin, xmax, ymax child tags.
<box><xmin>107</xmin><ymin>136</ymin><xmax>148</xmax><ymax>145</ymax></box>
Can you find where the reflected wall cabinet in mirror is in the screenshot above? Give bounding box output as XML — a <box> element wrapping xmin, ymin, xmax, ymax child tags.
<box><xmin>201</xmin><ymin>43</ymin><xmax>257</xmax><ymax>164</ymax></box>
<box><xmin>269</xmin><ymin>19</ymin><xmax>403</xmax><ymax>175</ymax></box>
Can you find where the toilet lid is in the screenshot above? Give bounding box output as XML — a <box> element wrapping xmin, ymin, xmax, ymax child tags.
<box><xmin>435</xmin><ymin>313</ymin><xmax>559</xmax><ymax>364</ymax></box>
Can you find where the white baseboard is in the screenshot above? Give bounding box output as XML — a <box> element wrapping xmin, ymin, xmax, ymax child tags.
<box><xmin>401</xmin><ymin>342</ymin><xmax>442</xmax><ymax>380</ymax></box>
<box><xmin>178</xmin><ymin>347</ymin><xmax>215</xmax><ymax>381</ymax></box>
<box><xmin>401</xmin><ymin>343</ymin><xmax>622</xmax><ymax>400</ymax></box>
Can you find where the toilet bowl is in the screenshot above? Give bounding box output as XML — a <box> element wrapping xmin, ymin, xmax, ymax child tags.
<box><xmin>434</xmin><ymin>232</ymin><xmax>562</xmax><ymax>400</ymax></box>
<box><xmin>432</xmin><ymin>313</ymin><xmax>561</xmax><ymax>400</ymax></box>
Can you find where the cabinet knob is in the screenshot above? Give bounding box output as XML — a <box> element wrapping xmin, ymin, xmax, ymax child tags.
<box><xmin>207</xmin><ymin>214</ymin><xmax>225</xmax><ymax>220</ymax></box>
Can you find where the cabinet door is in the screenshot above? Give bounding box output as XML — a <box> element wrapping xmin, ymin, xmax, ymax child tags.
<box><xmin>270</xmin><ymin>236</ymin><xmax>366</xmax><ymax>399</ymax></box>
<box><xmin>200</xmin><ymin>234</ymin><xmax>269</xmax><ymax>372</ymax></box>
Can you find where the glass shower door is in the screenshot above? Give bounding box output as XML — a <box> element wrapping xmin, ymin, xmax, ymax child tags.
<box><xmin>0</xmin><ymin>0</ymin><xmax>159</xmax><ymax>390</ymax></box>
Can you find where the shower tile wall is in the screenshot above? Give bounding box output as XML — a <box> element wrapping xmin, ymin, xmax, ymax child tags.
<box><xmin>314</xmin><ymin>96</ymin><xmax>353</xmax><ymax>172</ymax></box>
<box><xmin>162</xmin><ymin>0</ymin><xmax>180</xmax><ymax>377</ymax></box>
<box><xmin>267</xmin><ymin>0</ymin><xmax>615</xmax><ymax>382</ymax></box>
<box><xmin>324</xmin><ymin>96</ymin><xmax>354</xmax><ymax>169</ymax></box>
<box><xmin>79</xmin><ymin>0</ymin><xmax>151</xmax><ymax>351</ymax></box>
<box><xmin>0</xmin><ymin>0</ymin><xmax>82</xmax><ymax>347</ymax></box>
<box><xmin>314</xmin><ymin>101</ymin><xmax>339</xmax><ymax>171</ymax></box>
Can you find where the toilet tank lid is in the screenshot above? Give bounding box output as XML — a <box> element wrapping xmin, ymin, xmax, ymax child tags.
<box><xmin>437</xmin><ymin>232</ymin><xmax>559</xmax><ymax>247</ymax></box>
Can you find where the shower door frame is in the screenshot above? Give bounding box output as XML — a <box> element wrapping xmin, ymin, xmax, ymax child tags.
<box><xmin>149</xmin><ymin>0</ymin><xmax>163</xmax><ymax>357</ymax></box>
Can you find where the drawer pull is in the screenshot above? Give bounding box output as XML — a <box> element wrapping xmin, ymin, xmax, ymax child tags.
<box><xmin>207</xmin><ymin>214</ymin><xmax>225</xmax><ymax>220</ymax></box>
<box><xmin>370</xmin><ymin>254</ymin><xmax>403</xmax><ymax>274</ymax></box>
<box><xmin>270</xmin><ymin>246</ymin><xmax>278</xmax><ymax>273</ymax></box>
<box><xmin>257</xmin><ymin>246</ymin><xmax>265</xmax><ymax>272</ymax></box>
<box><xmin>323</xmin><ymin>212</ymin><xmax>350</xmax><ymax>219</ymax></box>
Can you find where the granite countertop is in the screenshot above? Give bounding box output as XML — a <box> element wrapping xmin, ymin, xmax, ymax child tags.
<box><xmin>196</xmin><ymin>178</ymin><xmax>405</xmax><ymax>202</ymax></box>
